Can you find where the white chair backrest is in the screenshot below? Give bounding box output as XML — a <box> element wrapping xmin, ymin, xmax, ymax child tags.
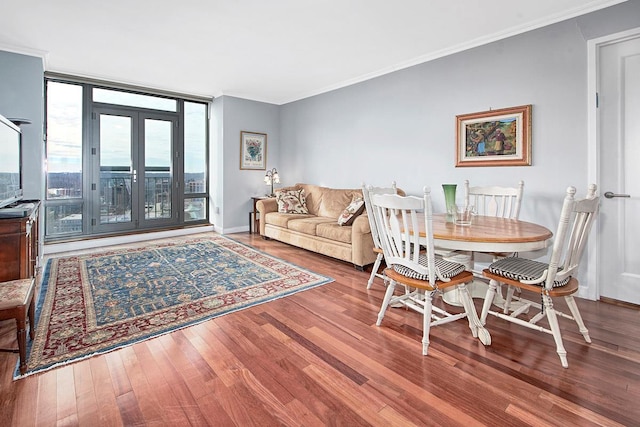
<box><xmin>370</xmin><ymin>187</ymin><xmax>441</xmax><ymax>286</ymax></box>
<box><xmin>546</xmin><ymin>184</ymin><xmax>599</xmax><ymax>289</ymax></box>
<box><xmin>464</xmin><ymin>179</ymin><xmax>524</xmax><ymax>219</ymax></box>
<box><xmin>362</xmin><ymin>182</ymin><xmax>397</xmax><ymax>250</ymax></box>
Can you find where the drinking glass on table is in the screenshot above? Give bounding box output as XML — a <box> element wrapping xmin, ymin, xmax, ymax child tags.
<box><xmin>455</xmin><ymin>204</ymin><xmax>474</xmax><ymax>226</ymax></box>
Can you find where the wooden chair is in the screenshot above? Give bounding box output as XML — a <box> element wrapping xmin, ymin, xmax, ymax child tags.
<box><xmin>480</xmin><ymin>185</ymin><xmax>599</xmax><ymax>368</ymax></box>
<box><xmin>0</xmin><ymin>277</ymin><xmax>36</xmax><ymax>375</ymax></box>
<box><xmin>362</xmin><ymin>182</ymin><xmax>397</xmax><ymax>289</ymax></box>
<box><xmin>463</xmin><ymin>179</ymin><xmax>525</xmax><ymax>308</ymax></box>
<box><xmin>369</xmin><ymin>187</ymin><xmax>490</xmax><ymax>355</ymax></box>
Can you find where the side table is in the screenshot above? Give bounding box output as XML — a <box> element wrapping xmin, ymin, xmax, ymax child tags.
<box><xmin>250</xmin><ymin>196</ymin><xmax>269</xmax><ymax>234</ymax></box>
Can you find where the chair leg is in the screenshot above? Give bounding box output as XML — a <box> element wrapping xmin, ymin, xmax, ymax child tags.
<box><xmin>376</xmin><ymin>279</ymin><xmax>396</xmax><ymax>326</ymax></box>
<box><xmin>564</xmin><ymin>295</ymin><xmax>591</xmax><ymax>343</ymax></box>
<box><xmin>16</xmin><ymin>309</ymin><xmax>28</xmax><ymax>375</ymax></box>
<box><xmin>503</xmin><ymin>285</ymin><xmax>515</xmax><ymax>314</ymax></box>
<box><xmin>480</xmin><ymin>279</ymin><xmax>499</xmax><ymax>325</ymax></box>
<box><xmin>422</xmin><ymin>291</ymin><xmax>434</xmax><ymax>355</ymax></box>
<box><xmin>367</xmin><ymin>253</ymin><xmax>383</xmax><ymax>289</ymax></box>
<box><xmin>28</xmin><ymin>297</ymin><xmax>36</xmax><ymax>340</ymax></box>
<box><xmin>543</xmin><ymin>295</ymin><xmax>569</xmax><ymax>368</ymax></box>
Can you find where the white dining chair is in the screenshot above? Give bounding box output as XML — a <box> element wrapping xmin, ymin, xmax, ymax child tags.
<box><xmin>463</xmin><ymin>179</ymin><xmax>525</xmax><ymax>309</ymax></box>
<box><xmin>370</xmin><ymin>187</ymin><xmax>490</xmax><ymax>355</ymax></box>
<box><xmin>480</xmin><ymin>184</ymin><xmax>599</xmax><ymax>368</ymax></box>
<box><xmin>464</xmin><ymin>179</ymin><xmax>524</xmax><ymax>220</ymax></box>
<box><xmin>362</xmin><ymin>182</ymin><xmax>397</xmax><ymax>289</ymax></box>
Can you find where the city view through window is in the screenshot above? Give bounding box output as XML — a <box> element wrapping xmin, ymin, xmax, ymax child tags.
<box><xmin>45</xmin><ymin>80</ymin><xmax>208</xmax><ymax>239</ymax></box>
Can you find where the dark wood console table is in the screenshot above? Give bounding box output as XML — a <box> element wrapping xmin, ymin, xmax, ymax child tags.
<box><xmin>250</xmin><ymin>196</ymin><xmax>268</xmax><ymax>234</ymax></box>
<box><xmin>0</xmin><ymin>200</ymin><xmax>41</xmax><ymax>281</ymax></box>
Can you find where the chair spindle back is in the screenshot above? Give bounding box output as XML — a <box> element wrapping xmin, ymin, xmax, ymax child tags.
<box><xmin>464</xmin><ymin>179</ymin><xmax>524</xmax><ymax>219</ymax></box>
<box><xmin>548</xmin><ymin>184</ymin><xmax>599</xmax><ymax>288</ymax></box>
<box><xmin>362</xmin><ymin>182</ymin><xmax>397</xmax><ymax>252</ymax></box>
<box><xmin>370</xmin><ymin>187</ymin><xmax>440</xmax><ymax>286</ymax></box>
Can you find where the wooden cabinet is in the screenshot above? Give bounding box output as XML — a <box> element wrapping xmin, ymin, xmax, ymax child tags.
<box><xmin>0</xmin><ymin>200</ymin><xmax>40</xmax><ymax>282</ymax></box>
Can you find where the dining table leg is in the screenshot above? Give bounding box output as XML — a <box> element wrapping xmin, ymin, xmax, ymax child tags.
<box><xmin>480</xmin><ymin>279</ymin><xmax>500</xmax><ymax>325</ymax></box>
<box><xmin>457</xmin><ymin>283</ymin><xmax>491</xmax><ymax>345</ymax></box>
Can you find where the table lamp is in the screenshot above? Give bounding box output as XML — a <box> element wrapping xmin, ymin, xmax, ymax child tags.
<box><xmin>264</xmin><ymin>168</ymin><xmax>280</xmax><ymax>196</ymax></box>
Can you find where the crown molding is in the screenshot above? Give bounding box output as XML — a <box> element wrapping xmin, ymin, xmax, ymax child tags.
<box><xmin>0</xmin><ymin>42</ymin><xmax>48</xmax><ymax>69</ymax></box>
<box><xmin>279</xmin><ymin>0</ymin><xmax>629</xmax><ymax>105</ymax></box>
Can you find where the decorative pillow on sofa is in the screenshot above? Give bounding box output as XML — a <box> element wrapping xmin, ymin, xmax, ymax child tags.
<box><xmin>276</xmin><ymin>188</ymin><xmax>309</xmax><ymax>214</ymax></box>
<box><xmin>338</xmin><ymin>197</ymin><xmax>365</xmax><ymax>226</ymax></box>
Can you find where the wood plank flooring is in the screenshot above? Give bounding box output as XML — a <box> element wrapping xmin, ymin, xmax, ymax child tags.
<box><xmin>1</xmin><ymin>232</ymin><xmax>639</xmax><ymax>426</ymax></box>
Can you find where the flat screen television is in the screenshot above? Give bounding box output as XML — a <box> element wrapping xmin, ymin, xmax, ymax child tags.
<box><xmin>0</xmin><ymin>113</ymin><xmax>23</xmax><ymax>208</ymax></box>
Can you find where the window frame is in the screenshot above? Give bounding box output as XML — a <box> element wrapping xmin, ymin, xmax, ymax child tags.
<box><xmin>44</xmin><ymin>76</ymin><xmax>210</xmax><ymax>242</ymax></box>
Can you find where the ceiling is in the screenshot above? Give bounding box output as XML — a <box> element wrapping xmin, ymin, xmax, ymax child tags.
<box><xmin>0</xmin><ymin>0</ymin><xmax>626</xmax><ymax>105</ymax></box>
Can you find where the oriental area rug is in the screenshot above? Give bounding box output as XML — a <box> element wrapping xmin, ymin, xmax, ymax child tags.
<box><xmin>16</xmin><ymin>234</ymin><xmax>332</xmax><ymax>379</ymax></box>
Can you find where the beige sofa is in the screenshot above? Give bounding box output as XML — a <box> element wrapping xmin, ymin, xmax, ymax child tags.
<box><xmin>256</xmin><ymin>183</ymin><xmax>376</xmax><ymax>270</ymax></box>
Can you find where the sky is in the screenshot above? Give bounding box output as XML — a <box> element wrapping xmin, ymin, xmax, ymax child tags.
<box><xmin>46</xmin><ymin>82</ymin><xmax>207</xmax><ymax>174</ymax></box>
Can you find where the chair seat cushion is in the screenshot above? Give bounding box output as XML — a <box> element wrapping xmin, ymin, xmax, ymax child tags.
<box><xmin>393</xmin><ymin>255</ymin><xmax>465</xmax><ymax>281</ymax></box>
<box><xmin>0</xmin><ymin>278</ymin><xmax>35</xmax><ymax>308</ymax></box>
<box><xmin>488</xmin><ymin>257</ymin><xmax>570</xmax><ymax>287</ymax></box>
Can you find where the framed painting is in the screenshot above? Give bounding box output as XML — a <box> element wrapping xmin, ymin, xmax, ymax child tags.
<box><xmin>456</xmin><ymin>104</ymin><xmax>532</xmax><ymax>167</ymax></box>
<box><xmin>240</xmin><ymin>131</ymin><xmax>267</xmax><ymax>170</ymax></box>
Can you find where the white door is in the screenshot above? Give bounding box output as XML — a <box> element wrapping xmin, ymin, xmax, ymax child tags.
<box><xmin>597</xmin><ymin>34</ymin><xmax>640</xmax><ymax>305</ymax></box>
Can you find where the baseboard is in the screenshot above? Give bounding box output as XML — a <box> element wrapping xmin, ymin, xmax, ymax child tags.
<box><xmin>599</xmin><ymin>296</ymin><xmax>640</xmax><ymax>310</ymax></box>
<box><xmin>43</xmin><ymin>225</ymin><xmax>215</xmax><ymax>255</ymax></box>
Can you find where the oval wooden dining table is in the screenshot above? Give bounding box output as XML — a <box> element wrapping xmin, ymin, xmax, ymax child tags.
<box><xmin>412</xmin><ymin>214</ymin><xmax>554</xmax><ymax>308</ymax></box>
<box><xmin>429</xmin><ymin>213</ymin><xmax>553</xmax><ymax>253</ymax></box>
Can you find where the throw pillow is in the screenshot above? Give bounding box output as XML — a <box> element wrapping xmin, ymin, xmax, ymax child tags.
<box><xmin>276</xmin><ymin>188</ymin><xmax>309</xmax><ymax>214</ymax></box>
<box><xmin>338</xmin><ymin>197</ymin><xmax>365</xmax><ymax>226</ymax></box>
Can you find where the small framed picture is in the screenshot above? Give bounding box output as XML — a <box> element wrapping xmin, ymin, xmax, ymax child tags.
<box><xmin>240</xmin><ymin>131</ymin><xmax>267</xmax><ymax>170</ymax></box>
<box><xmin>456</xmin><ymin>105</ymin><xmax>532</xmax><ymax>167</ymax></box>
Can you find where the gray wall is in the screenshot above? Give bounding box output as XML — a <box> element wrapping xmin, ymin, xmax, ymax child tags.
<box><xmin>280</xmin><ymin>0</ymin><xmax>640</xmax><ymax>231</ymax></box>
<box><xmin>0</xmin><ymin>50</ymin><xmax>44</xmax><ymax>201</ymax></box>
<box><xmin>212</xmin><ymin>96</ymin><xmax>280</xmax><ymax>233</ymax></box>
<box><xmin>1</xmin><ymin>0</ymin><xmax>640</xmax><ymax>256</ymax></box>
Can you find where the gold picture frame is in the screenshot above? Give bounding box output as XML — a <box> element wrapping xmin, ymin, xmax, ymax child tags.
<box><xmin>456</xmin><ymin>105</ymin><xmax>532</xmax><ymax>167</ymax></box>
<box><xmin>240</xmin><ymin>131</ymin><xmax>267</xmax><ymax>170</ymax></box>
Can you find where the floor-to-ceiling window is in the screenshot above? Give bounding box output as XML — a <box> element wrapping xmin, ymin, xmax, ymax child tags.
<box><xmin>44</xmin><ymin>78</ymin><xmax>209</xmax><ymax>241</ymax></box>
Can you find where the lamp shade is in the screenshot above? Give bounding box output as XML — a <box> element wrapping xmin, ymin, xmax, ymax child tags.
<box><xmin>264</xmin><ymin>168</ymin><xmax>280</xmax><ymax>196</ymax></box>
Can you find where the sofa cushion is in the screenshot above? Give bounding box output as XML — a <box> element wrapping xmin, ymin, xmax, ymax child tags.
<box><xmin>316</xmin><ymin>187</ymin><xmax>364</xmax><ymax>218</ymax></box>
<box><xmin>287</xmin><ymin>217</ymin><xmax>336</xmax><ymax>235</ymax></box>
<box><xmin>296</xmin><ymin>184</ymin><xmax>322</xmax><ymax>216</ymax></box>
<box><xmin>317</xmin><ymin>222</ymin><xmax>352</xmax><ymax>244</ymax></box>
<box><xmin>264</xmin><ymin>212</ymin><xmax>314</xmax><ymax>228</ymax></box>
<box><xmin>337</xmin><ymin>197</ymin><xmax>365</xmax><ymax>226</ymax></box>
<box><xmin>276</xmin><ymin>188</ymin><xmax>309</xmax><ymax>214</ymax></box>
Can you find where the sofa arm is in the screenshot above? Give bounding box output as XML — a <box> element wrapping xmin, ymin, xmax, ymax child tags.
<box><xmin>352</xmin><ymin>214</ymin><xmax>371</xmax><ymax>235</ymax></box>
<box><xmin>351</xmin><ymin>214</ymin><xmax>376</xmax><ymax>268</ymax></box>
<box><xmin>256</xmin><ymin>198</ymin><xmax>277</xmax><ymax>235</ymax></box>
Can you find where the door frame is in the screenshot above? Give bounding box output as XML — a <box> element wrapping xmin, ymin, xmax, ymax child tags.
<box><xmin>90</xmin><ymin>106</ymin><xmax>180</xmax><ymax>235</ymax></box>
<box><xmin>586</xmin><ymin>27</ymin><xmax>640</xmax><ymax>301</ymax></box>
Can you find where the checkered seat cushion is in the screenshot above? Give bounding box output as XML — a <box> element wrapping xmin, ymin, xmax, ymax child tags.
<box><xmin>392</xmin><ymin>255</ymin><xmax>465</xmax><ymax>281</ymax></box>
<box><xmin>488</xmin><ymin>257</ymin><xmax>570</xmax><ymax>287</ymax></box>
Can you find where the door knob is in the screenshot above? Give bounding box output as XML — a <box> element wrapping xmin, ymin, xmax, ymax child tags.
<box><xmin>604</xmin><ymin>191</ymin><xmax>630</xmax><ymax>199</ymax></box>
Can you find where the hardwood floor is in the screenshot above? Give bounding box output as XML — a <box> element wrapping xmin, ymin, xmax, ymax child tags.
<box><xmin>1</xmin><ymin>232</ymin><xmax>639</xmax><ymax>426</ymax></box>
